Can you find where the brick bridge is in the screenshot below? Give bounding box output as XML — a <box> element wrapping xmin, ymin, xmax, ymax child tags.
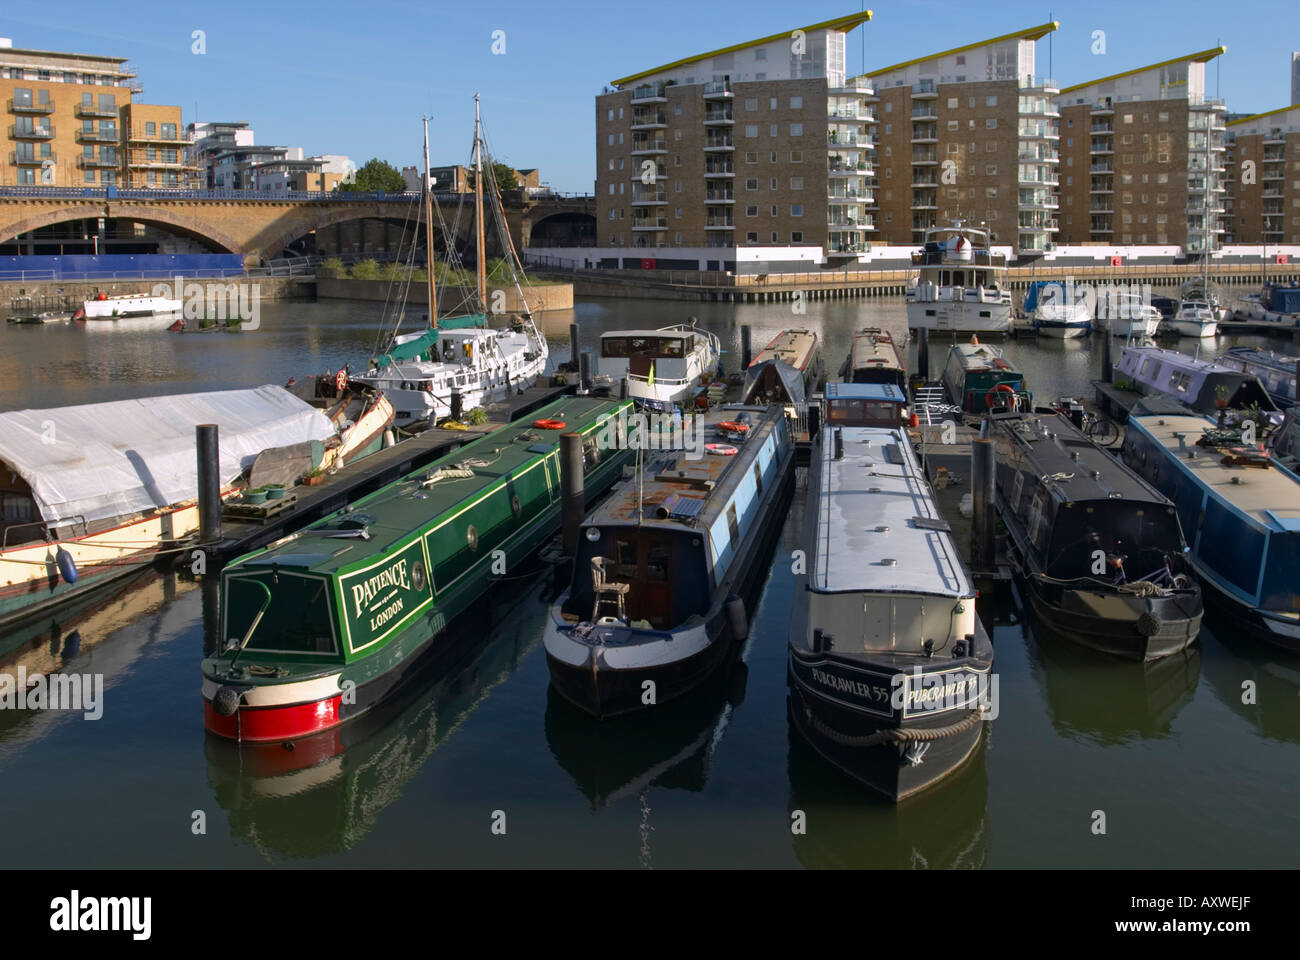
<box><xmin>0</xmin><ymin>187</ymin><xmax>596</xmax><ymax>266</ymax></box>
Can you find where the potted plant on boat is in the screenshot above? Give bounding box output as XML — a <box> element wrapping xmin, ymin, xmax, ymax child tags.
<box><xmin>302</xmin><ymin>466</ymin><xmax>326</xmax><ymax>487</ymax></box>
<box><xmin>1214</xmin><ymin>384</ymin><xmax>1230</xmax><ymax>409</ymax></box>
<box><xmin>243</xmin><ymin>487</ymin><xmax>268</xmax><ymax>504</ymax></box>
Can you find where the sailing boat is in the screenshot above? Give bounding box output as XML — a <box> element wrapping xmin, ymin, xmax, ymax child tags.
<box><xmin>1174</xmin><ymin>113</ymin><xmax>1222</xmax><ymax>339</ymax></box>
<box><xmin>352</xmin><ymin>98</ymin><xmax>549</xmax><ymax>427</ymax></box>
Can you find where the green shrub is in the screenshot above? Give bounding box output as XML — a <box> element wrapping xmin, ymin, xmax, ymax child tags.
<box><xmin>466</xmin><ymin>407</ymin><xmax>489</xmax><ymax>425</ymax></box>
<box><xmin>350</xmin><ymin>258</ymin><xmax>381</xmax><ymax>280</ymax></box>
<box><xmin>318</xmin><ymin>257</ymin><xmax>344</xmax><ymax>278</ymax></box>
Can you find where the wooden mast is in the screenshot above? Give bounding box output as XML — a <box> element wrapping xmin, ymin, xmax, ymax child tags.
<box><xmin>473</xmin><ymin>94</ymin><xmax>487</xmax><ymax>314</ymax></box>
<box><xmin>423</xmin><ymin>115</ymin><xmax>437</xmax><ymax>330</ymax></box>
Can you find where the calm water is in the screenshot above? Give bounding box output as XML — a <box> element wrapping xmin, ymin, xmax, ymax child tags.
<box><xmin>1</xmin><ymin>295</ymin><xmax>1297</xmax><ymax>868</ymax></box>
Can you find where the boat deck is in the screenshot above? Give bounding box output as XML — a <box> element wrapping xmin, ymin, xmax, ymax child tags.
<box><xmin>751</xmin><ymin>329</ymin><xmax>818</xmax><ymax>371</ymax></box>
<box><xmin>914</xmin><ymin>422</ymin><xmax>1012</xmax><ymax>578</ymax></box>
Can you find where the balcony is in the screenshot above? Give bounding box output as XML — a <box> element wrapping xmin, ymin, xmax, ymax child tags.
<box><xmin>703</xmin><ymin>81</ymin><xmax>733</xmax><ymax>100</ymax></box>
<box><xmin>75</xmin><ymin>103</ymin><xmax>120</xmax><ymax>119</ymax></box>
<box><xmin>704</xmin><ymin>163</ymin><xmax>734</xmax><ymax>178</ymax></box>
<box><xmin>704</xmin><ymin>216</ymin><xmax>734</xmax><ymax>228</ymax></box>
<box><xmin>828</xmin><ymin>162</ymin><xmax>870</xmax><ymax>176</ymax></box>
<box><xmin>127</xmin><ymin>130</ymin><xmax>185</xmax><ymax>144</ymax></box>
<box><xmin>705</xmin><ymin>190</ymin><xmax>734</xmax><ymax>203</ymax></box>
<box><xmin>630</xmin><ymin>83</ymin><xmax>668</xmax><ymax>104</ymax></box>
<box><xmin>829</xmin><ymin>107</ymin><xmax>874</xmax><ymax>122</ymax></box>
<box><xmin>1090</xmin><ymin>141</ymin><xmax>1114</xmax><ymax>155</ymax></box>
<box><xmin>1262</xmin><ymin>150</ymin><xmax>1286</xmax><ymax>162</ymax></box>
<box><xmin>632</xmin><ymin>216</ymin><xmax>668</xmax><ymax>230</ymax></box>
<box><xmin>910</xmin><ymin>106</ymin><xmax>938</xmax><ymax>121</ymax></box>
<box><xmin>78</xmin><ymin>155</ymin><xmax>121</xmax><ymax>169</ymax></box>
<box><xmin>1261</xmin><ymin>169</ymin><xmax>1285</xmax><ymax>181</ymax></box>
<box><xmin>827</xmin><ymin>190</ymin><xmax>866</xmax><ymax>203</ymax></box>
<box><xmin>1089</xmin><ymin>182</ymin><xmax>1113</xmax><ymax>194</ymax></box>
<box><xmin>1090</xmin><ymin>122</ymin><xmax>1113</xmax><ymax>134</ymax></box>
<box><xmin>1090</xmin><ymin>202</ymin><xmax>1115</xmax><ymax>213</ymax></box>
<box><xmin>632</xmin><ymin>165</ymin><xmax>667</xmax><ymax>181</ymax></box>
<box><xmin>1019</xmin><ymin>99</ymin><xmax>1060</xmax><ymax>118</ymax></box>
<box><xmin>10</xmin><ymin>123</ymin><xmax>55</xmax><ymax>140</ymax></box>
<box><xmin>10</xmin><ymin>98</ymin><xmax>54</xmax><ymax>114</ymax></box>
<box><xmin>910</xmin><ymin>126</ymin><xmax>938</xmax><ymax>144</ymax></box>
<box><xmin>1018</xmin><ymin>148</ymin><xmax>1059</xmax><ymax>163</ymax></box>
<box><xmin>910</xmin><ymin>175</ymin><xmax>937</xmax><ymax>188</ymax></box>
<box><xmin>630</xmin><ymin>111</ymin><xmax>667</xmax><ymax>129</ymax></box>
<box><xmin>911</xmin><ymin>151</ymin><xmax>938</xmax><ymax>165</ymax></box>
<box><xmin>631</xmin><ymin>138</ymin><xmax>668</xmax><ymax>155</ymax></box>
<box><xmin>911</xmin><ymin>80</ymin><xmax>937</xmax><ymax>99</ymax></box>
<box><xmin>1019</xmin><ymin>172</ymin><xmax>1059</xmax><ymax>187</ymax></box>
<box><xmin>829</xmin><ymin>132</ymin><xmax>870</xmax><ymax>147</ymax></box>
<box><xmin>76</xmin><ymin>128</ymin><xmax>119</xmax><ymax>144</ymax></box>
<box><xmin>703</xmin><ymin>109</ymin><xmax>734</xmax><ymax>126</ymax></box>
<box><xmin>703</xmin><ymin>135</ymin><xmax>734</xmax><ymax>152</ymax></box>
<box><xmin>631</xmin><ymin>191</ymin><xmax>667</xmax><ymax>205</ymax></box>
<box><xmin>9</xmin><ymin>151</ymin><xmax>53</xmax><ymax>165</ymax></box>
<box><xmin>1091</xmin><ymin>99</ymin><xmax>1115</xmax><ymax>115</ymax></box>
<box><xmin>829</xmin><ymin>79</ymin><xmax>874</xmax><ymax>95</ymax></box>
<box><xmin>1263</xmin><ymin>131</ymin><xmax>1286</xmax><ymax>146</ymax></box>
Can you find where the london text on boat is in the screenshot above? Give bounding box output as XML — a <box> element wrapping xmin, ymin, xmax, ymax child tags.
<box><xmin>905</xmin><ymin>220</ymin><xmax>1012</xmax><ymax>334</ymax></box>
<box><xmin>789</xmin><ymin>384</ymin><xmax>993</xmax><ymax>801</ymax></box>
<box><xmin>1122</xmin><ymin>414</ymin><xmax>1300</xmax><ymax>653</ymax></box>
<box><xmin>989</xmin><ymin>409</ymin><xmax>1204</xmax><ymax>660</ymax></box>
<box><xmin>202</xmin><ymin>396</ymin><xmax>634</xmax><ymax>742</ymax></box>
<box><xmin>543</xmin><ymin>405</ymin><xmax>795</xmax><ymax>718</ymax></box>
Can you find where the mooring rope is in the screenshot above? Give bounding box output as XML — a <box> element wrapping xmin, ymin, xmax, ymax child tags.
<box><xmin>794</xmin><ymin>685</ymin><xmax>984</xmax><ymax>749</ymax></box>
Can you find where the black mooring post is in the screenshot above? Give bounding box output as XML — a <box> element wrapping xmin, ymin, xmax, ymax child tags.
<box><xmin>569</xmin><ymin>322</ymin><xmax>580</xmax><ymax>372</ymax></box>
<box><xmin>917</xmin><ymin>326</ymin><xmax>930</xmax><ymax>381</ymax></box>
<box><xmin>579</xmin><ymin>350</ymin><xmax>592</xmax><ymax>393</ymax></box>
<box><xmin>196</xmin><ymin>424</ymin><xmax>221</xmax><ymax>544</ymax></box>
<box><xmin>560</xmin><ymin>433</ymin><xmax>585</xmax><ymax>565</ymax></box>
<box><xmin>1102</xmin><ymin>331</ymin><xmax>1113</xmax><ymax>384</ymax></box>
<box><xmin>741</xmin><ymin>324</ymin><xmax>752</xmax><ymax>369</ymax></box>
<box><xmin>450</xmin><ymin>390</ymin><xmax>463</xmax><ymax>421</ymax></box>
<box><xmin>971</xmin><ymin>438</ymin><xmax>996</xmax><ymax>572</ymax></box>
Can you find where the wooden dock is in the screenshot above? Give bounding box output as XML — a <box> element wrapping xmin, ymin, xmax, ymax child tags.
<box><xmin>913</xmin><ymin>420</ymin><xmax>1012</xmax><ymax>581</ymax></box>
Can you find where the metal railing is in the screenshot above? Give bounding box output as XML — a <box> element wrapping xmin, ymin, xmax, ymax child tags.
<box><xmin>0</xmin><ymin>185</ymin><xmax>428</xmax><ymax>203</ymax></box>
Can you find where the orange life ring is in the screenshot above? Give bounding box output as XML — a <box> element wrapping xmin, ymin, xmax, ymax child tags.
<box><xmin>705</xmin><ymin>443</ymin><xmax>738</xmax><ymax>456</ymax></box>
<box><xmin>717</xmin><ymin>420</ymin><xmax>749</xmax><ymax>434</ymax></box>
<box><xmin>335</xmin><ymin>368</ymin><xmax>348</xmax><ymax>392</ymax></box>
<box><xmin>985</xmin><ymin>383</ymin><xmax>1017</xmax><ymax>409</ymax></box>
<box><xmin>534</xmin><ymin>418</ymin><xmax>566</xmax><ymax>430</ymax></box>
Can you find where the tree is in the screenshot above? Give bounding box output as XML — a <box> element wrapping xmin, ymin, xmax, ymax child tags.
<box><xmin>467</xmin><ymin>162</ymin><xmax>520</xmax><ymax>192</ymax></box>
<box><xmin>341</xmin><ymin>158</ymin><xmax>407</xmax><ymax>193</ymax></box>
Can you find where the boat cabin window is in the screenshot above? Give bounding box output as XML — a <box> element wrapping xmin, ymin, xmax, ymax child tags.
<box><xmin>602</xmin><ymin>336</ymin><xmax>687</xmax><ymax>359</ymax></box>
<box><xmin>1167</xmin><ymin>371</ymin><xmax>1192</xmax><ymax>393</ymax></box>
<box><xmin>647</xmin><ymin>545</ymin><xmax>669</xmax><ymax>581</ymax></box>
<box><xmin>225</xmin><ymin>575</ymin><xmax>337</xmax><ymax>656</ymax></box>
<box><xmin>661</xmin><ymin>338</ymin><xmax>685</xmax><ymax>358</ymax></box>
<box><xmin>1139</xmin><ymin>358</ymin><xmax>1159</xmax><ymax>378</ymax></box>
<box><xmin>826</xmin><ymin>398</ymin><xmax>904</xmax><ymax>428</ymax></box>
<box><xmin>615</xmin><ymin>538</ymin><xmax>637</xmax><ymax>579</ymax></box>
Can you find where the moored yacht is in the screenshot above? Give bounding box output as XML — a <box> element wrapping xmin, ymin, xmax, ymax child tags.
<box><xmin>905</xmin><ymin>221</ymin><xmax>1012</xmax><ymax>334</ymax></box>
<box><xmin>1233</xmin><ymin>283</ymin><xmax>1300</xmax><ymax>328</ymax></box>
<box><xmin>1172</xmin><ymin>300</ymin><xmax>1218</xmax><ymax>338</ymax></box>
<box><xmin>1025</xmin><ymin>282</ymin><xmax>1092</xmax><ymax>339</ymax></box>
<box><xmin>788</xmin><ymin>383</ymin><xmax>993</xmax><ymax>801</ymax></box>
<box><xmin>597</xmin><ymin>322</ymin><xmax>722</xmax><ymax>411</ymax></box>
<box><xmin>989</xmin><ymin>410</ymin><xmax>1203</xmax><ymax>660</ymax></box>
<box><xmin>1096</xmin><ymin>290</ymin><xmax>1162</xmax><ymax>337</ymax></box>
<box><xmin>543</xmin><ymin>404</ymin><xmax>796</xmax><ymax>718</ymax></box>
<box><xmin>71</xmin><ymin>293</ymin><xmax>183</xmax><ymax>329</ymax></box>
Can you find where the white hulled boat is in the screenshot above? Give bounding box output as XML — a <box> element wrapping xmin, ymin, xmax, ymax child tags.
<box><xmin>71</xmin><ymin>294</ymin><xmax>183</xmax><ymax>329</ymax></box>
<box><xmin>1172</xmin><ymin>300</ymin><xmax>1218</xmax><ymax>338</ymax></box>
<box><xmin>905</xmin><ymin>220</ymin><xmax>1012</xmax><ymax>334</ymax></box>
<box><xmin>597</xmin><ymin>322</ymin><xmax>721</xmax><ymax>411</ymax></box>
<box><xmin>1097</xmin><ymin>290</ymin><xmax>1162</xmax><ymax>337</ymax></box>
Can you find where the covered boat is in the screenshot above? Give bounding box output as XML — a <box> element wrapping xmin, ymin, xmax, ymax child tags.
<box><xmin>543</xmin><ymin>404</ymin><xmax>795</xmax><ymax>718</ymax></box>
<box><xmin>1025</xmin><ymin>281</ymin><xmax>1092</xmax><ymax>339</ymax></box>
<box><xmin>1122</xmin><ymin>414</ymin><xmax>1300</xmax><ymax>653</ymax></box>
<box><xmin>0</xmin><ymin>386</ymin><xmax>335</xmax><ymax>630</ymax></box>
<box><xmin>202</xmin><ymin>396</ymin><xmax>634</xmax><ymax>742</ymax></box>
<box><xmin>941</xmin><ymin>339</ymin><xmax>1030</xmax><ymax>413</ymax></box>
<box><xmin>989</xmin><ymin>410</ymin><xmax>1203</xmax><ymax>660</ymax></box>
<box><xmin>789</xmin><ymin>383</ymin><xmax>993</xmax><ymax>801</ymax></box>
<box><xmin>1234</xmin><ymin>283</ymin><xmax>1300</xmax><ymax>327</ymax></box>
<box><xmin>741</xmin><ymin>329</ymin><xmax>823</xmax><ymax>405</ymax></box>
<box><xmin>841</xmin><ymin>327</ymin><xmax>906</xmax><ymax>389</ymax></box>
<box><xmin>1112</xmin><ymin>345</ymin><xmax>1276</xmax><ymax>416</ymax></box>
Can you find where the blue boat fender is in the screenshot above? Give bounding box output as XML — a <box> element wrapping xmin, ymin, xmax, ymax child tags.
<box><xmin>56</xmin><ymin>547</ymin><xmax>78</xmax><ymax>585</ymax></box>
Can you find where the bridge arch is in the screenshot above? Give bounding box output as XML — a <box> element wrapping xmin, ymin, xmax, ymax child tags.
<box><xmin>0</xmin><ymin>204</ymin><xmax>243</xmax><ymax>254</ymax></box>
<box><xmin>524</xmin><ymin>209</ymin><xmax>597</xmax><ymax>248</ymax></box>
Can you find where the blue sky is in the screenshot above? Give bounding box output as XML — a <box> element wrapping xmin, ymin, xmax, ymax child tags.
<box><xmin>4</xmin><ymin>0</ymin><xmax>1296</xmax><ymax>192</ymax></box>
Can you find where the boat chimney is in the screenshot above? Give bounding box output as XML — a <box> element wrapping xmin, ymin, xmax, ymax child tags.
<box><xmin>833</xmin><ymin>428</ymin><xmax>844</xmax><ymax>460</ymax></box>
<box><xmin>578</xmin><ymin>350</ymin><xmax>592</xmax><ymax>394</ymax></box>
<box><xmin>656</xmin><ymin>494</ymin><xmax>680</xmax><ymax>519</ymax></box>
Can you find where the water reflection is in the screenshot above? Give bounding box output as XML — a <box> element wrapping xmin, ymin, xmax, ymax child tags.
<box><xmin>785</xmin><ymin>704</ymin><xmax>989</xmax><ymax>869</ymax></box>
<box><xmin>203</xmin><ymin>575</ymin><xmax>548</xmax><ymax>860</ymax></box>
<box><xmin>1200</xmin><ymin>612</ymin><xmax>1300</xmax><ymax>745</ymax></box>
<box><xmin>1009</xmin><ymin>584</ymin><xmax>1201</xmax><ymax>744</ymax></box>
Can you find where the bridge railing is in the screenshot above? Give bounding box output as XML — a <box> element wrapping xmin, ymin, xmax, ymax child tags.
<box><xmin>0</xmin><ymin>185</ymin><xmax>431</xmax><ymax>203</ymax></box>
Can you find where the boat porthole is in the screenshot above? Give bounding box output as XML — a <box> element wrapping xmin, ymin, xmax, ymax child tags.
<box><xmin>467</xmin><ymin>525</ymin><xmax>479</xmax><ymax>551</ymax></box>
<box><xmin>511</xmin><ymin>495</ymin><xmax>522</xmax><ymax>518</ymax></box>
<box><xmin>412</xmin><ymin>562</ymin><xmax>427</xmax><ymax>591</ymax></box>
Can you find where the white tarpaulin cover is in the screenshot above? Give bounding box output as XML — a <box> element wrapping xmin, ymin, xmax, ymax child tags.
<box><xmin>0</xmin><ymin>385</ymin><xmax>335</xmax><ymax>526</ymax></box>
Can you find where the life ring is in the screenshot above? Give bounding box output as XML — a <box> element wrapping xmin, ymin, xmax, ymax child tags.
<box><xmin>534</xmin><ymin>418</ymin><xmax>566</xmax><ymax>430</ymax></box>
<box><xmin>985</xmin><ymin>383</ymin><xmax>1017</xmax><ymax>409</ymax></box>
<box><xmin>335</xmin><ymin>368</ymin><xmax>348</xmax><ymax>392</ymax></box>
<box><xmin>717</xmin><ymin>420</ymin><xmax>749</xmax><ymax>434</ymax></box>
<box><xmin>706</xmin><ymin>443</ymin><xmax>739</xmax><ymax>456</ymax></box>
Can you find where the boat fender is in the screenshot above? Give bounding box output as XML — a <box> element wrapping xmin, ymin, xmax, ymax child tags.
<box><xmin>534</xmin><ymin>419</ymin><xmax>566</xmax><ymax>430</ymax></box>
<box><xmin>213</xmin><ymin>686</ymin><xmax>243</xmax><ymax>717</ymax></box>
<box><xmin>726</xmin><ymin>594</ymin><xmax>748</xmax><ymax>642</ymax></box>
<box><xmin>1136</xmin><ymin>613</ymin><xmax>1162</xmax><ymax>637</ymax></box>
<box><xmin>55</xmin><ymin>547</ymin><xmax>78</xmax><ymax>585</ymax></box>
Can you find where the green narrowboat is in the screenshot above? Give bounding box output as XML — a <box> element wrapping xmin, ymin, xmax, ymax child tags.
<box><xmin>202</xmin><ymin>396</ymin><xmax>633</xmax><ymax>742</ymax></box>
<box><xmin>941</xmin><ymin>339</ymin><xmax>1032</xmax><ymax>413</ymax></box>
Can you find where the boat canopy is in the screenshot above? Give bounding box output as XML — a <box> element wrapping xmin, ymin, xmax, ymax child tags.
<box><xmin>743</xmin><ymin>358</ymin><xmax>806</xmax><ymax>404</ymax></box>
<box><xmin>0</xmin><ymin>386</ymin><xmax>334</xmax><ymax>526</ymax></box>
<box><xmin>372</xmin><ymin>314</ymin><xmax>490</xmax><ymax>368</ymax></box>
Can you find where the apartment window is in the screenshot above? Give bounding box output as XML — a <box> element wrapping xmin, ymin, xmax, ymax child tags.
<box><xmin>885</xmin><ymin>211</ymin><xmax>893</xmax><ymax>222</ymax></box>
<box><xmin>790</xmin><ymin>177</ymin><xmax>803</xmax><ymax>189</ymax></box>
<box><xmin>619</xmin><ymin>183</ymin><xmax>625</xmax><ymax>194</ymax></box>
<box><xmin>985</xmin><ymin>142</ymin><xmax>996</xmax><ymax>152</ymax></box>
<box><xmin>947</xmin><ymin>98</ymin><xmax>958</xmax><ymax>109</ymax></box>
<box><xmin>947</xmin><ymin>120</ymin><xmax>959</xmax><ymax>131</ymax></box>
<box><xmin>1121</xmin><ymin>134</ymin><xmax>1133</xmax><ymax>145</ymax></box>
<box><xmin>84</xmin><ymin>168</ymin><xmax>95</xmax><ymax>184</ymax></box>
<box><xmin>790</xmin><ymin>150</ymin><xmax>803</xmax><ymax>162</ymax></box>
<box><xmin>968</xmin><ymin>119</ymin><xmax>976</xmax><ymax>130</ymax></box>
<box><xmin>770</xmin><ymin>178</ymin><xmax>778</xmax><ymax>189</ymax></box>
<box><xmin>9</xmin><ymin>68</ymin><xmax>22</xmax><ymax>80</ymax></box>
<box><xmin>770</xmin><ymin>151</ymin><xmax>778</xmax><ymax>163</ymax></box>
<box><xmin>1156</xmin><ymin>213</ymin><xmax>1168</xmax><ymax>224</ymax></box>
<box><xmin>675</xmin><ymin>130</ymin><xmax>682</xmax><ymax>140</ymax></box>
<box><xmin>1122</xmin><ymin>192</ymin><xmax>1133</xmax><ymax>204</ymax></box>
<box><xmin>755</xmin><ymin>73</ymin><xmax>766</xmax><ymax>81</ymax></box>
<box><xmin>608</xmin><ymin>184</ymin><xmax>616</xmax><ymax>195</ymax></box>
<box><xmin>674</xmin><ymin>104</ymin><xmax>681</xmax><ymax>115</ymax></box>
<box><xmin>985</xmin><ymin>164</ymin><xmax>997</xmax><ymax>176</ymax></box>
<box><xmin>791</xmin><ymin>204</ymin><xmax>804</xmax><ymax>216</ymax></box>
<box><xmin>608</xmin><ymin>159</ymin><xmax>614</xmax><ymax>170</ymax></box>
<box><xmin>755</xmin><ymin>49</ymin><xmax>767</xmax><ymax>61</ymax></box>
<box><xmin>771</xmin><ymin>204</ymin><xmax>778</xmax><ymax>216</ymax></box>
<box><xmin>947</xmin><ymin>143</ymin><xmax>960</xmax><ymax>155</ymax></box>
<box><xmin>1120</xmin><ymin>173</ymin><xmax>1133</xmax><ymax>185</ymax></box>
<box><xmin>607</xmin><ymin>109</ymin><xmax>614</xmax><ymax>121</ymax></box>
<box><xmin>885</xmin><ymin>101</ymin><xmax>892</xmax><ymax>113</ymax></box>
<box><xmin>674</xmin><ymin>155</ymin><xmax>681</xmax><ymax>166</ymax></box>
<box><xmin>770</xmin><ymin>232</ymin><xmax>778</xmax><ymax>242</ymax></box>
<box><xmin>618</xmin><ymin>108</ymin><xmax>624</xmax><ymax>119</ymax></box>
<box><xmin>789</xmin><ymin>123</ymin><xmax>802</xmax><ymax>136</ymax></box>
<box><xmin>770</xmin><ymin>124</ymin><xmax>778</xmax><ymax>137</ymax></box>
<box><xmin>745</xmin><ymin>205</ymin><xmax>758</xmax><ymax>217</ymax></box>
<box><xmin>985</xmin><ymin>187</ymin><xmax>997</xmax><ymax>198</ymax></box>
<box><xmin>618</xmin><ymin>133</ymin><xmax>624</xmax><ymax>144</ymax></box>
<box><xmin>791</xmin><ymin>231</ymin><xmax>803</xmax><ymax>242</ymax></box>
<box><xmin>675</xmin><ymin>232</ymin><xmax>682</xmax><ymax>243</ymax></box>
<box><xmin>968</xmin><ymin>97</ymin><xmax>975</xmax><ymax>109</ymax></box>
<box><xmin>986</xmin><ymin>118</ymin><xmax>997</xmax><ymax>129</ymax></box>
<box><xmin>620</xmin><ymin>159</ymin><xmax>626</xmax><ymax>169</ymax></box>
<box><xmin>1122</xmin><ymin>154</ymin><xmax>1133</xmax><ymax>164</ymax></box>
<box><xmin>884</xmin><ymin>146</ymin><xmax>892</xmax><ymax>157</ymax></box>
<box><xmin>1158</xmin><ymin>112</ymin><xmax>1169</xmax><ymax>122</ymax></box>
<box><xmin>746</xmin><ymin>232</ymin><xmax>758</xmax><ymax>242</ymax></box>
<box><xmin>675</xmin><ymin>208</ymin><xmax>682</xmax><ymax>218</ymax></box>
<box><xmin>1122</xmin><ymin>114</ymin><xmax>1133</xmax><ymax>124</ymax></box>
<box><xmin>1066</xmin><ymin>175</ymin><xmax>1072</xmax><ymax>186</ymax></box>
<box><xmin>607</xmin><ymin>134</ymin><xmax>614</xmax><ymax>146</ymax></box>
<box><xmin>885</xmin><ymin>168</ymin><xmax>892</xmax><ymax>179</ymax></box>
<box><xmin>744</xmin><ymin>151</ymin><xmax>758</xmax><ymax>163</ymax></box>
<box><xmin>745</xmin><ymin>178</ymin><xmax>758</xmax><ymax>190</ymax></box>
<box><xmin>674</xmin><ymin>181</ymin><xmax>682</xmax><ymax>192</ymax></box>
<box><xmin>1157</xmin><ymin>153</ymin><xmax>1169</xmax><ymax>163</ymax></box>
<box><xmin>968</xmin><ymin>142</ymin><xmax>975</xmax><ymax>153</ymax></box>
<box><xmin>770</xmin><ymin>98</ymin><xmax>777</xmax><ymax>110</ymax></box>
<box><xmin>62</xmin><ymin>72</ymin><xmax>75</xmax><ymax>83</ymax></box>
<box><xmin>745</xmin><ymin>98</ymin><xmax>758</xmax><ymax>111</ymax></box>
<box><xmin>1157</xmin><ymin>132</ymin><xmax>1170</xmax><ymax>143</ymax></box>
<box><xmin>745</xmin><ymin>124</ymin><xmax>759</xmax><ymax>138</ymax></box>
<box><xmin>985</xmin><ymin>96</ymin><xmax>997</xmax><ymax>107</ymax></box>
<box><xmin>608</xmin><ymin>208</ymin><xmax>616</xmax><ymax>219</ymax></box>
<box><xmin>790</xmin><ymin>97</ymin><xmax>802</xmax><ymax>109</ymax></box>
<box><xmin>947</xmin><ymin>188</ymin><xmax>958</xmax><ymax>198</ymax></box>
